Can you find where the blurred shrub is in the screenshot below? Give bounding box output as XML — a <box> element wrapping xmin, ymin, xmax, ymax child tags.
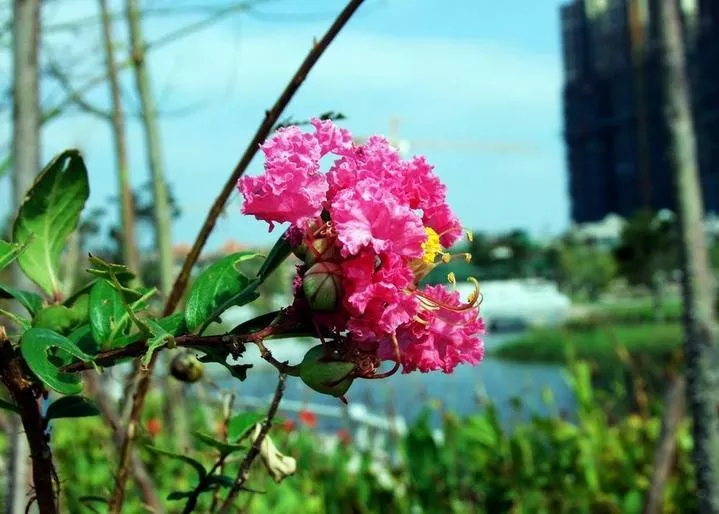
<box><xmin>0</xmin><ymin>359</ymin><xmax>689</xmax><ymax>513</ymax></box>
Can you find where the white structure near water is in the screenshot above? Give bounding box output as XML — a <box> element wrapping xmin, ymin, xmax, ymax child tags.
<box><xmin>456</xmin><ymin>279</ymin><xmax>572</xmax><ymax>330</ymax></box>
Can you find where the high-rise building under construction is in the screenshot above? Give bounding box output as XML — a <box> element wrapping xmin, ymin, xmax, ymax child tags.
<box><xmin>561</xmin><ymin>0</ymin><xmax>719</xmax><ymax>222</ymax></box>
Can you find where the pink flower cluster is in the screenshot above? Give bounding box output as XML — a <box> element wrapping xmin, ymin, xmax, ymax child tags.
<box><xmin>239</xmin><ymin>119</ymin><xmax>484</xmax><ymax>374</ymax></box>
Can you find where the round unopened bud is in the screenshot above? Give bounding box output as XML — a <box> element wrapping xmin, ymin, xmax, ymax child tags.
<box><xmin>299</xmin><ymin>345</ymin><xmax>354</xmax><ymax>398</ymax></box>
<box><xmin>302</xmin><ymin>262</ymin><xmax>342</xmax><ymax>311</ymax></box>
<box><xmin>170</xmin><ymin>354</ymin><xmax>204</xmax><ymax>383</ymax></box>
<box><xmin>304</xmin><ymin>237</ymin><xmax>341</xmax><ymax>266</ymax></box>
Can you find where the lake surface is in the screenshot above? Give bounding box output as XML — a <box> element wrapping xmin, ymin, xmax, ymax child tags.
<box><xmin>215</xmin><ymin>332</ymin><xmax>575</xmax><ymax>433</ymax></box>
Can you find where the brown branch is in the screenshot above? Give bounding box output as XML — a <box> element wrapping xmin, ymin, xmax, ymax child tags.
<box><xmin>62</xmin><ymin>316</ymin><xmax>299</xmax><ymax>374</ymax></box>
<box><xmin>163</xmin><ymin>0</ymin><xmax>366</xmax><ymax>314</ymax></box>
<box><xmin>218</xmin><ymin>374</ymin><xmax>286</xmax><ymax>513</ymax></box>
<box><xmin>107</xmin><ymin>2</ymin><xmax>363</xmax><ymax>511</ymax></box>
<box><xmin>0</xmin><ymin>340</ymin><xmax>57</xmax><ymax>514</ymax></box>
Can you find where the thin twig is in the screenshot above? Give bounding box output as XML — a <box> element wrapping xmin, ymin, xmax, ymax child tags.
<box><xmin>164</xmin><ymin>0</ymin><xmax>365</xmax><ymax>314</ymax></box>
<box><xmin>41</xmin><ymin>1</ymin><xmax>256</xmax><ymax>125</ymax></box>
<box><xmin>218</xmin><ymin>374</ymin><xmax>286</xmax><ymax>513</ymax></box>
<box><xmin>107</xmin><ymin>2</ymin><xmax>362</xmax><ymax>511</ymax></box>
<box><xmin>45</xmin><ymin>60</ymin><xmax>113</xmax><ymax>120</ymax></box>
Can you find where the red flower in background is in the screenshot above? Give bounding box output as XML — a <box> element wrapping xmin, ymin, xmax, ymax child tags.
<box><xmin>146</xmin><ymin>418</ymin><xmax>161</xmax><ymax>438</ymax></box>
<box><xmin>298</xmin><ymin>409</ymin><xmax>318</xmax><ymax>429</ymax></box>
<box><xmin>336</xmin><ymin>429</ymin><xmax>352</xmax><ymax>446</ymax></box>
<box><xmin>282</xmin><ymin>419</ymin><xmax>296</xmax><ymax>432</ymax></box>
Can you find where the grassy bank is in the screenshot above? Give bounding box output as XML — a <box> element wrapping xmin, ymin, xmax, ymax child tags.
<box><xmin>492</xmin><ymin>322</ymin><xmax>684</xmax><ymax>405</ymax></box>
<box><xmin>493</xmin><ymin>323</ymin><xmax>682</xmax><ymax>366</ymax></box>
<box><xmin>566</xmin><ymin>299</ymin><xmax>682</xmax><ymax>331</ymax></box>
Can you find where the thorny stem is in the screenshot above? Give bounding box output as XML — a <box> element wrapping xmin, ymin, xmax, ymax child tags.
<box><xmin>218</xmin><ymin>374</ymin><xmax>287</xmax><ymax>513</ymax></box>
<box><xmin>108</xmin><ymin>2</ymin><xmax>364</xmax><ymax>511</ymax></box>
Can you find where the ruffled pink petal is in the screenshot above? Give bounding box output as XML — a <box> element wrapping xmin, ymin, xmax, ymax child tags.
<box><xmin>331</xmin><ymin>179</ymin><xmax>426</xmax><ymax>258</ymax></box>
<box><xmin>311</xmin><ymin>118</ymin><xmax>353</xmax><ymax>156</ymax></box>
<box><xmin>239</xmin><ymin>126</ymin><xmax>327</xmax><ymax>229</ymax></box>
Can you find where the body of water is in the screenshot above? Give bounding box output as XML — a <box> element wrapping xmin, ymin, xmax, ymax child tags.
<box><xmin>212</xmin><ymin>333</ymin><xmax>575</xmax><ymax>433</ymax></box>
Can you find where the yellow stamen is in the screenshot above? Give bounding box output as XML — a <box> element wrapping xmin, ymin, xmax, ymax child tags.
<box><xmin>467</xmin><ymin>277</ymin><xmax>481</xmax><ymax>305</ymax></box>
<box><xmin>464</xmin><ymin>229</ymin><xmax>473</xmax><ymax>242</ymax></box>
<box><xmin>421</xmin><ymin>227</ymin><xmax>442</xmax><ymax>264</ymax></box>
<box><xmin>447</xmin><ymin>272</ymin><xmax>456</xmax><ymax>286</ymax></box>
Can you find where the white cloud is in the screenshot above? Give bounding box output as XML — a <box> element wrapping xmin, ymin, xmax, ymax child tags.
<box><xmin>148</xmin><ymin>23</ymin><xmax>562</xmax><ymax>113</ymax></box>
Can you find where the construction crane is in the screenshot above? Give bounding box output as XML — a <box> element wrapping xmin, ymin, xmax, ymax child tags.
<box><xmin>354</xmin><ymin>117</ymin><xmax>542</xmax><ymax>157</ymax></box>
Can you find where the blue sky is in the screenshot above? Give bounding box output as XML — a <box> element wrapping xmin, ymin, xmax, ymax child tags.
<box><xmin>1</xmin><ymin>0</ymin><xmax>568</xmax><ymax>250</ymax></box>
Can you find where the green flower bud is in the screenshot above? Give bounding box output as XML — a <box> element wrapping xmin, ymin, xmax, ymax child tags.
<box><xmin>299</xmin><ymin>345</ymin><xmax>354</xmax><ymax>398</ymax></box>
<box><xmin>302</xmin><ymin>262</ymin><xmax>342</xmax><ymax>312</ymax></box>
<box><xmin>304</xmin><ymin>237</ymin><xmax>341</xmax><ymax>266</ymax></box>
<box><xmin>170</xmin><ymin>354</ymin><xmax>204</xmax><ymax>383</ymax></box>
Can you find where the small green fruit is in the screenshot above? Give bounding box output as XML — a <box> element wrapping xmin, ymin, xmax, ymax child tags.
<box><xmin>170</xmin><ymin>354</ymin><xmax>204</xmax><ymax>383</ymax></box>
<box><xmin>302</xmin><ymin>262</ymin><xmax>342</xmax><ymax>312</ymax></box>
<box><xmin>299</xmin><ymin>345</ymin><xmax>354</xmax><ymax>398</ymax></box>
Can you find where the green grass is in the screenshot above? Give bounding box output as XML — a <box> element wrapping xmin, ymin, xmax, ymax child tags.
<box><xmin>493</xmin><ymin>323</ymin><xmax>682</xmax><ymax>367</ymax></box>
<box><xmin>566</xmin><ymin>300</ymin><xmax>682</xmax><ymax>332</ymax></box>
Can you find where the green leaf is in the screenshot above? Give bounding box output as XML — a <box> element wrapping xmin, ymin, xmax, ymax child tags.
<box><xmin>141</xmin><ymin>318</ymin><xmax>176</xmax><ymax>365</ymax></box>
<box><xmin>78</xmin><ymin>496</ymin><xmax>108</xmax><ymax>506</ymax></box>
<box><xmin>12</xmin><ymin>150</ymin><xmax>90</xmax><ymax>296</ymax></box>
<box><xmin>157</xmin><ymin>312</ymin><xmax>187</xmax><ymax>336</ymax></box>
<box><xmin>66</xmin><ymin>293</ymin><xmax>89</xmax><ymax>324</ymax></box>
<box><xmin>0</xmin><ymin>307</ymin><xmax>31</xmax><ymax>330</ymax></box>
<box><xmin>89</xmin><ymin>280</ymin><xmax>129</xmax><ymax>348</ymax></box>
<box><xmin>145</xmin><ymin>445</ymin><xmax>207</xmax><ymax>481</ymax></box>
<box><xmin>45</xmin><ymin>395</ymin><xmax>100</xmax><ymax>421</ymax></box>
<box><xmin>230</xmin><ymin>311</ymin><xmax>325</xmax><ymax>341</ymax></box>
<box><xmin>86</xmin><ymin>254</ymin><xmax>135</xmax><ymax>285</ymax></box>
<box><xmin>206</xmin><ymin>475</ymin><xmax>237</xmax><ymax>489</ymax></box>
<box><xmin>194</xmin><ymin>346</ymin><xmax>252</xmax><ymax>381</ymax></box>
<box><xmin>63</xmin><ymin>279</ymin><xmax>98</xmax><ymax>308</ymax></box>
<box><xmin>227</xmin><ymin>412</ymin><xmax>264</xmax><ymax>441</ymax></box>
<box><xmin>192</xmin><ymin>431</ymin><xmax>249</xmax><ymax>456</ymax></box>
<box><xmin>0</xmin><ymin>240</ymin><xmax>26</xmax><ymax>272</ymax></box>
<box><xmin>167</xmin><ymin>491</ymin><xmax>194</xmax><ymax>501</ymax></box>
<box><xmin>68</xmin><ymin>324</ymin><xmax>98</xmax><ymax>355</ymax></box>
<box><xmin>0</xmin><ymin>284</ymin><xmax>44</xmax><ymax>316</ymax></box>
<box><xmin>20</xmin><ymin>328</ymin><xmax>94</xmax><ymax>394</ymax></box>
<box><xmin>33</xmin><ymin>305</ymin><xmax>80</xmax><ymax>334</ymax></box>
<box><xmin>0</xmin><ymin>398</ymin><xmax>20</xmax><ymax>414</ymax></box>
<box><xmin>184</xmin><ymin>252</ymin><xmax>261</xmax><ymax>333</ymax></box>
<box><xmin>257</xmin><ymin>229</ymin><xmax>292</xmax><ymax>281</ymax></box>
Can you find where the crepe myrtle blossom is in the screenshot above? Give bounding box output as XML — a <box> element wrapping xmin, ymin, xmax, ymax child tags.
<box><xmin>238</xmin><ymin>119</ymin><xmax>484</xmax><ymax>395</ymax></box>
